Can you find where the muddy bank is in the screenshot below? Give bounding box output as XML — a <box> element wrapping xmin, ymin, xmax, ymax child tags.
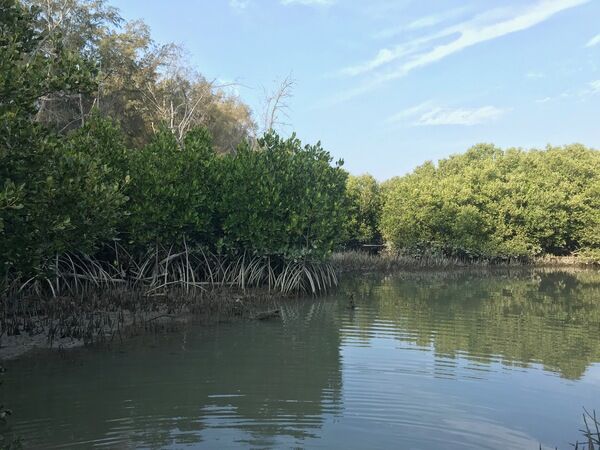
<box><xmin>0</xmin><ymin>310</ymin><xmax>193</xmax><ymax>361</ymax></box>
<box><xmin>0</xmin><ymin>289</ymin><xmax>283</xmax><ymax>361</ymax></box>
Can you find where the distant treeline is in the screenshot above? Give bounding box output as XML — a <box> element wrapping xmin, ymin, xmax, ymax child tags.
<box><xmin>1</xmin><ymin>0</ymin><xmax>599</xmax><ymax>290</ymax></box>
<box><xmin>347</xmin><ymin>144</ymin><xmax>600</xmax><ymax>261</ymax></box>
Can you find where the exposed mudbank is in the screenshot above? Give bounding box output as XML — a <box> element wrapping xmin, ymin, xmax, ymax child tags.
<box><xmin>0</xmin><ymin>289</ymin><xmax>283</xmax><ymax>361</ymax></box>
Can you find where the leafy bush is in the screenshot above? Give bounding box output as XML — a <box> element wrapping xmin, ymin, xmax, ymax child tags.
<box><xmin>345</xmin><ymin>174</ymin><xmax>382</xmax><ymax>247</ymax></box>
<box><xmin>218</xmin><ymin>132</ymin><xmax>348</xmax><ymax>260</ymax></box>
<box><xmin>381</xmin><ymin>143</ymin><xmax>600</xmax><ymax>259</ymax></box>
<box><xmin>0</xmin><ymin>0</ymin><xmax>124</xmax><ymax>279</ymax></box>
<box><xmin>0</xmin><ymin>0</ymin><xmax>348</xmax><ymax>293</ymax></box>
<box><xmin>123</xmin><ymin>127</ymin><xmax>218</xmax><ymax>249</ymax></box>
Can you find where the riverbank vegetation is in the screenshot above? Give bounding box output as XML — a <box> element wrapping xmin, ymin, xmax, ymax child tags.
<box><xmin>336</xmin><ymin>143</ymin><xmax>600</xmax><ymax>271</ymax></box>
<box><xmin>1</xmin><ymin>0</ymin><xmax>600</xmax><ymax>308</ymax></box>
<box><xmin>381</xmin><ymin>144</ymin><xmax>600</xmax><ymax>262</ymax></box>
<box><xmin>1</xmin><ymin>0</ymin><xmax>345</xmax><ymax>303</ymax></box>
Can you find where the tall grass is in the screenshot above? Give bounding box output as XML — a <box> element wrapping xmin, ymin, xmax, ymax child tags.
<box><xmin>331</xmin><ymin>250</ymin><xmax>528</xmax><ymax>273</ymax></box>
<box><xmin>331</xmin><ymin>250</ymin><xmax>597</xmax><ymax>273</ymax></box>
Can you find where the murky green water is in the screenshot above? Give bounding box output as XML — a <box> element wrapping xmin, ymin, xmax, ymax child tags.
<box><xmin>2</xmin><ymin>269</ymin><xmax>600</xmax><ymax>449</ymax></box>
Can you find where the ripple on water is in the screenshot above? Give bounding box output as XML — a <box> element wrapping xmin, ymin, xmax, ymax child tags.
<box><xmin>3</xmin><ymin>269</ymin><xmax>600</xmax><ymax>449</ymax></box>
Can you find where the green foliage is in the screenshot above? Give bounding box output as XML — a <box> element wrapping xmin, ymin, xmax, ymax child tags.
<box><xmin>3</xmin><ymin>0</ymin><xmax>599</xmax><ymax>287</ymax></box>
<box><xmin>124</xmin><ymin>127</ymin><xmax>217</xmax><ymax>248</ymax></box>
<box><xmin>0</xmin><ymin>1</ymin><xmax>346</xmax><ymax>279</ymax></box>
<box><xmin>0</xmin><ymin>0</ymin><xmax>123</xmax><ymax>278</ymax></box>
<box><xmin>0</xmin><ymin>120</ymin><xmax>127</xmax><ymax>278</ymax></box>
<box><xmin>0</xmin><ymin>0</ymin><xmax>346</xmax><ymax>284</ymax></box>
<box><xmin>382</xmin><ymin>144</ymin><xmax>600</xmax><ymax>259</ymax></box>
<box><xmin>345</xmin><ymin>174</ymin><xmax>382</xmax><ymax>246</ymax></box>
<box><xmin>0</xmin><ymin>0</ymin><xmax>96</xmax><ymax>119</ymax></box>
<box><xmin>218</xmin><ymin>132</ymin><xmax>348</xmax><ymax>260</ymax></box>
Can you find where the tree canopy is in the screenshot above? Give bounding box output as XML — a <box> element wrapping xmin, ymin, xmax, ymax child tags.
<box><xmin>22</xmin><ymin>0</ymin><xmax>256</xmax><ymax>150</ymax></box>
<box><xmin>381</xmin><ymin>143</ymin><xmax>600</xmax><ymax>260</ymax></box>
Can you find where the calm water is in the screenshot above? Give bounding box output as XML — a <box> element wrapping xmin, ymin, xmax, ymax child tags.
<box><xmin>2</xmin><ymin>269</ymin><xmax>600</xmax><ymax>449</ymax></box>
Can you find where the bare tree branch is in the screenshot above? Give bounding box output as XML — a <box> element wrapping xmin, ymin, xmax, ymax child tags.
<box><xmin>261</xmin><ymin>73</ymin><xmax>295</xmax><ymax>134</ymax></box>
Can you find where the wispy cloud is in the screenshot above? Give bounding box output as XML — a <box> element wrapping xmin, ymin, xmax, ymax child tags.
<box><xmin>336</xmin><ymin>0</ymin><xmax>588</xmax><ymax>102</ymax></box>
<box><xmin>586</xmin><ymin>33</ymin><xmax>600</xmax><ymax>47</ymax></box>
<box><xmin>535</xmin><ymin>82</ymin><xmax>593</xmax><ymax>103</ymax></box>
<box><xmin>280</xmin><ymin>0</ymin><xmax>334</xmax><ymax>6</ymax></box>
<box><xmin>339</xmin><ymin>39</ymin><xmax>427</xmax><ymax>77</ymax></box>
<box><xmin>386</xmin><ymin>101</ymin><xmax>434</xmax><ymax>123</ymax></box>
<box><xmin>388</xmin><ymin>102</ymin><xmax>508</xmax><ymax>126</ymax></box>
<box><xmin>229</xmin><ymin>0</ymin><xmax>250</xmax><ymax>12</ymax></box>
<box><xmin>373</xmin><ymin>7</ymin><xmax>469</xmax><ymax>40</ymax></box>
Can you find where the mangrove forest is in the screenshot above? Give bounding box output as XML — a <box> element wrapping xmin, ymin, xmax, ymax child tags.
<box><xmin>1</xmin><ymin>0</ymin><xmax>600</xmax><ymax>448</ymax></box>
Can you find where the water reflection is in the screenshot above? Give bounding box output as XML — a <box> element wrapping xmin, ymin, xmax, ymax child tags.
<box><xmin>341</xmin><ymin>269</ymin><xmax>600</xmax><ymax>379</ymax></box>
<box><xmin>4</xmin><ymin>301</ymin><xmax>342</xmax><ymax>448</ymax></box>
<box><xmin>2</xmin><ymin>269</ymin><xmax>600</xmax><ymax>449</ymax></box>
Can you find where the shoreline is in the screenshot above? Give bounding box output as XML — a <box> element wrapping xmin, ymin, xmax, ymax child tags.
<box><xmin>0</xmin><ymin>289</ymin><xmax>283</xmax><ymax>362</ymax></box>
<box><xmin>331</xmin><ymin>251</ymin><xmax>600</xmax><ymax>273</ymax></box>
<box><xmin>2</xmin><ymin>257</ymin><xmax>598</xmax><ymax>362</ymax></box>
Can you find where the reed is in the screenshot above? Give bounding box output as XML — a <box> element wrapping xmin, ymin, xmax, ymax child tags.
<box><xmin>542</xmin><ymin>409</ymin><xmax>600</xmax><ymax>450</ymax></box>
<box><xmin>574</xmin><ymin>408</ymin><xmax>600</xmax><ymax>450</ymax></box>
<box><xmin>331</xmin><ymin>250</ymin><xmax>522</xmax><ymax>273</ymax></box>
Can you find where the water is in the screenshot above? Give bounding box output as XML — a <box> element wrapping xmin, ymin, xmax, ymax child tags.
<box><xmin>2</xmin><ymin>269</ymin><xmax>600</xmax><ymax>449</ymax></box>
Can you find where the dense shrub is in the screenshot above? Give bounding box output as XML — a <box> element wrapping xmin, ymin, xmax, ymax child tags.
<box><xmin>0</xmin><ymin>122</ymin><xmax>128</xmax><ymax>278</ymax></box>
<box><xmin>0</xmin><ymin>0</ymin><xmax>346</xmax><ymax>288</ymax></box>
<box><xmin>218</xmin><ymin>132</ymin><xmax>348</xmax><ymax>260</ymax></box>
<box><xmin>345</xmin><ymin>174</ymin><xmax>382</xmax><ymax>247</ymax></box>
<box><xmin>0</xmin><ymin>0</ymin><xmax>124</xmax><ymax>278</ymax></box>
<box><xmin>381</xmin><ymin>144</ymin><xmax>600</xmax><ymax>259</ymax></box>
<box><xmin>123</xmin><ymin>127</ymin><xmax>218</xmax><ymax>249</ymax></box>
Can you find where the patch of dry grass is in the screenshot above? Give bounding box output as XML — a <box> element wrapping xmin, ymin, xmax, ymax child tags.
<box><xmin>331</xmin><ymin>250</ymin><xmax>598</xmax><ymax>273</ymax></box>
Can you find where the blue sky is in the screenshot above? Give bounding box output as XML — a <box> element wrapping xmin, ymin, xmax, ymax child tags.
<box><xmin>117</xmin><ymin>0</ymin><xmax>600</xmax><ymax>180</ymax></box>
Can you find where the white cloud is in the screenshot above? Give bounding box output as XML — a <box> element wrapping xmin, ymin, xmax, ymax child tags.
<box><xmin>407</xmin><ymin>15</ymin><xmax>448</xmax><ymax>31</ymax></box>
<box><xmin>229</xmin><ymin>0</ymin><xmax>250</xmax><ymax>12</ymax></box>
<box><xmin>388</xmin><ymin>103</ymin><xmax>508</xmax><ymax>126</ymax></box>
<box><xmin>280</xmin><ymin>0</ymin><xmax>334</xmax><ymax>6</ymax></box>
<box><xmin>340</xmin><ymin>44</ymin><xmax>415</xmax><ymax>77</ymax></box>
<box><xmin>386</xmin><ymin>101</ymin><xmax>434</xmax><ymax>123</ymax></box>
<box><xmin>340</xmin><ymin>31</ymin><xmax>454</xmax><ymax>77</ymax></box>
<box><xmin>416</xmin><ymin>106</ymin><xmax>507</xmax><ymax>126</ymax></box>
<box><xmin>338</xmin><ymin>0</ymin><xmax>588</xmax><ymax>100</ymax></box>
<box><xmin>590</xmin><ymin>79</ymin><xmax>600</xmax><ymax>93</ymax></box>
<box><xmin>585</xmin><ymin>33</ymin><xmax>600</xmax><ymax>47</ymax></box>
<box><xmin>373</xmin><ymin>7</ymin><xmax>470</xmax><ymax>40</ymax></box>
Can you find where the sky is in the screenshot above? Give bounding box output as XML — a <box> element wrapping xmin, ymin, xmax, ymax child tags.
<box><xmin>116</xmin><ymin>0</ymin><xmax>600</xmax><ymax>180</ymax></box>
